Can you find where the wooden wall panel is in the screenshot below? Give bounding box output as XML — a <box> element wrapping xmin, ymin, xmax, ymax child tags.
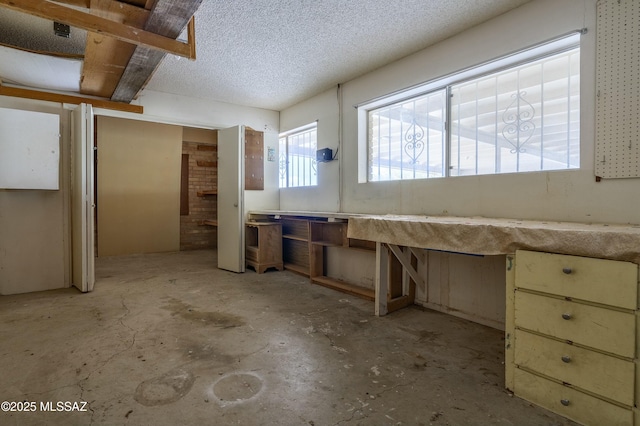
<box><xmin>97</xmin><ymin>116</ymin><xmax>182</xmax><ymax>256</ymax></box>
<box><xmin>423</xmin><ymin>251</ymin><xmax>506</xmax><ymax>330</ymax></box>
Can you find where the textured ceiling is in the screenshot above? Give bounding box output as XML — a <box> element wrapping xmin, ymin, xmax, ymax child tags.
<box><xmin>0</xmin><ymin>0</ymin><xmax>532</xmax><ymax>111</ymax></box>
<box><xmin>0</xmin><ymin>7</ymin><xmax>86</xmax><ymax>54</ymax></box>
<box><xmin>145</xmin><ymin>0</ymin><xmax>531</xmax><ymax>110</ymax></box>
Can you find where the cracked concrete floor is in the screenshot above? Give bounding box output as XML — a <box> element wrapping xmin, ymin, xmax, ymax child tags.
<box><xmin>0</xmin><ymin>250</ymin><xmax>577</xmax><ymax>426</ymax></box>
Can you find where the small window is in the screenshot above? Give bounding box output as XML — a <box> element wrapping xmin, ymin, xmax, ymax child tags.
<box><xmin>279</xmin><ymin>123</ymin><xmax>317</xmax><ymax>188</ymax></box>
<box><xmin>363</xmin><ymin>34</ymin><xmax>581</xmax><ymax>182</ymax></box>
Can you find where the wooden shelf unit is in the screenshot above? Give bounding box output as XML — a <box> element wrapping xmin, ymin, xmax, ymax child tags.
<box><xmin>281</xmin><ymin>217</ymin><xmax>311</xmax><ymax>276</ymax></box>
<box><xmin>311</xmin><ymin>275</ymin><xmax>375</xmax><ymax>301</ymax></box>
<box><xmin>273</xmin><ymin>215</ymin><xmax>375</xmax><ymax>300</ymax></box>
<box><xmin>310</xmin><ymin>221</ymin><xmax>348</xmax><ymax>247</ymax></box>
<box><xmin>245</xmin><ymin>221</ymin><xmax>283</xmax><ymax>273</ymax></box>
<box><xmin>308</xmin><ymin>220</ymin><xmax>375</xmax><ymax>300</ymax></box>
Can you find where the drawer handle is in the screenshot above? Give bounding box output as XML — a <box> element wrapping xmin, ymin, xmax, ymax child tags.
<box><xmin>562</xmin><ymin>267</ymin><xmax>573</xmax><ymax>274</ymax></box>
<box><xmin>561</xmin><ymin>313</ymin><xmax>572</xmax><ymax>320</ymax></box>
<box><xmin>561</xmin><ymin>355</ymin><xmax>571</xmax><ymax>363</ymax></box>
<box><xmin>560</xmin><ymin>399</ymin><xmax>570</xmax><ymax>406</ymax></box>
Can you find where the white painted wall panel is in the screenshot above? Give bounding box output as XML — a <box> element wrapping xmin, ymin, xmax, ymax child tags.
<box><xmin>0</xmin><ymin>107</ymin><xmax>60</xmax><ymax>190</ymax></box>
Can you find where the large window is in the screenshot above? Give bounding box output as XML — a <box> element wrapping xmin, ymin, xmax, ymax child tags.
<box><xmin>279</xmin><ymin>123</ymin><xmax>317</xmax><ymax>188</ymax></box>
<box><xmin>364</xmin><ymin>35</ymin><xmax>580</xmax><ymax>182</ymax></box>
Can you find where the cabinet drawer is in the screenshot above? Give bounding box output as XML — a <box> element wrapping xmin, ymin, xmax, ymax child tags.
<box><xmin>514</xmin><ymin>330</ymin><xmax>634</xmax><ymax>406</ymax></box>
<box><xmin>514</xmin><ymin>291</ymin><xmax>636</xmax><ymax>358</ymax></box>
<box><xmin>515</xmin><ymin>250</ymin><xmax>638</xmax><ymax>309</ymax></box>
<box><xmin>513</xmin><ymin>368</ymin><xmax>632</xmax><ymax>426</ymax></box>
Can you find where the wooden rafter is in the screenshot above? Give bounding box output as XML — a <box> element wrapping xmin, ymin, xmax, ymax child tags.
<box><xmin>111</xmin><ymin>0</ymin><xmax>202</xmax><ymax>102</ymax></box>
<box><xmin>0</xmin><ymin>84</ymin><xmax>143</xmax><ymax>113</ymax></box>
<box><xmin>80</xmin><ymin>0</ymin><xmax>149</xmax><ymax>97</ymax></box>
<box><xmin>0</xmin><ymin>0</ymin><xmax>196</xmax><ymax>59</ymax></box>
<box><xmin>53</xmin><ymin>0</ymin><xmax>90</xmax><ymax>7</ymax></box>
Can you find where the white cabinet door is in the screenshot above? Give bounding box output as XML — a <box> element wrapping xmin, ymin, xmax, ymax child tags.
<box><xmin>217</xmin><ymin>125</ymin><xmax>245</xmax><ymax>273</ymax></box>
<box><xmin>71</xmin><ymin>103</ymin><xmax>95</xmax><ymax>292</ymax></box>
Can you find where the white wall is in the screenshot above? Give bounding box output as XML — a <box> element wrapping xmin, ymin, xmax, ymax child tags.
<box><xmin>281</xmin><ymin>0</ymin><xmax>640</xmax><ymax>226</ymax></box>
<box><xmin>102</xmin><ymin>89</ymin><xmax>280</xmax><ymax>135</ymax></box>
<box><xmin>280</xmin><ymin>88</ymin><xmax>340</xmax><ymax>212</ymax></box>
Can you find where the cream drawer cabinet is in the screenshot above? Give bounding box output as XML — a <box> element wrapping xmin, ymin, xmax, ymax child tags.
<box><xmin>506</xmin><ymin>250</ymin><xmax>639</xmax><ymax>426</ymax></box>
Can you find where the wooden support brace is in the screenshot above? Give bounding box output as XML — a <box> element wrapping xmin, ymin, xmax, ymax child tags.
<box><xmin>375</xmin><ymin>242</ymin><xmax>389</xmax><ymax>316</ymax></box>
<box><xmin>387</xmin><ymin>244</ymin><xmax>425</xmax><ymax>289</ymax></box>
<box><xmin>409</xmin><ymin>247</ymin><xmax>426</xmax><ymax>265</ymax></box>
<box><xmin>187</xmin><ymin>17</ymin><xmax>196</xmax><ymax>60</ymax></box>
<box><xmin>0</xmin><ymin>0</ymin><xmax>196</xmax><ymax>59</ymax></box>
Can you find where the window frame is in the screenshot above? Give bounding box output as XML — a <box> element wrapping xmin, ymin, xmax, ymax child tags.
<box><xmin>357</xmin><ymin>31</ymin><xmax>582</xmax><ymax>183</ymax></box>
<box><xmin>279</xmin><ymin>122</ymin><xmax>318</xmax><ymax>188</ymax></box>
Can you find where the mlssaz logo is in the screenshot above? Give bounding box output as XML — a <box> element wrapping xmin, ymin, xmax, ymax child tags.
<box><xmin>40</xmin><ymin>401</ymin><xmax>89</xmax><ymax>412</ymax></box>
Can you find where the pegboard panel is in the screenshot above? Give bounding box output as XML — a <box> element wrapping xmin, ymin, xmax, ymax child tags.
<box><xmin>245</xmin><ymin>127</ymin><xmax>264</xmax><ymax>190</ymax></box>
<box><xmin>595</xmin><ymin>0</ymin><xmax>640</xmax><ymax>178</ymax></box>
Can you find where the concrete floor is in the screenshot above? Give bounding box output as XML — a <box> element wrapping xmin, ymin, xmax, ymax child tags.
<box><xmin>0</xmin><ymin>250</ymin><xmax>576</xmax><ymax>426</ymax></box>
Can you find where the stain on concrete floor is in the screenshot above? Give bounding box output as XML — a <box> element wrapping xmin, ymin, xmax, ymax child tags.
<box><xmin>134</xmin><ymin>368</ymin><xmax>195</xmax><ymax>406</ymax></box>
<box><xmin>161</xmin><ymin>297</ymin><xmax>245</xmax><ymax>328</ymax></box>
<box><xmin>0</xmin><ymin>250</ymin><xmax>577</xmax><ymax>426</ymax></box>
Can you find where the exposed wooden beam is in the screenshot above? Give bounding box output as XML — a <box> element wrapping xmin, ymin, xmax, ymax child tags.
<box><xmin>111</xmin><ymin>0</ymin><xmax>202</xmax><ymax>102</ymax></box>
<box><xmin>80</xmin><ymin>0</ymin><xmax>149</xmax><ymax>97</ymax></box>
<box><xmin>119</xmin><ymin>0</ymin><xmax>148</xmax><ymax>8</ymax></box>
<box><xmin>0</xmin><ymin>84</ymin><xmax>143</xmax><ymax>113</ymax></box>
<box><xmin>0</xmin><ymin>0</ymin><xmax>195</xmax><ymax>58</ymax></box>
<box><xmin>51</xmin><ymin>0</ymin><xmax>90</xmax><ymax>7</ymax></box>
<box><xmin>188</xmin><ymin>16</ymin><xmax>196</xmax><ymax>60</ymax></box>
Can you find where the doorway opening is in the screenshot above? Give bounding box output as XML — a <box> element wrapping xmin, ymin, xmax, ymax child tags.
<box><xmin>94</xmin><ymin>117</ymin><xmax>218</xmax><ymax>258</ymax></box>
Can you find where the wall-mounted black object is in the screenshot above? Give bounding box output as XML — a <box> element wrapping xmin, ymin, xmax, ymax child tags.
<box><xmin>316</xmin><ymin>148</ymin><xmax>333</xmax><ymax>162</ymax></box>
<box><xmin>54</xmin><ymin>22</ymin><xmax>70</xmax><ymax>38</ymax></box>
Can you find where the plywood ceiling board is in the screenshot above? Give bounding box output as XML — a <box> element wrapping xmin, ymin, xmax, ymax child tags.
<box><xmin>111</xmin><ymin>0</ymin><xmax>202</xmax><ymax>102</ymax></box>
<box><xmin>81</xmin><ymin>0</ymin><xmax>149</xmax><ymax>97</ymax></box>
